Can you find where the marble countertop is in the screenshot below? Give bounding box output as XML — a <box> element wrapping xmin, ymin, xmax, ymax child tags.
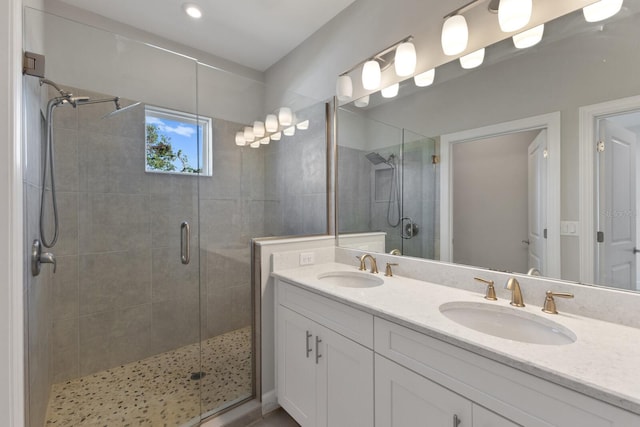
<box><xmin>272</xmin><ymin>262</ymin><xmax>640</xmax><ymax>415</ymax></box>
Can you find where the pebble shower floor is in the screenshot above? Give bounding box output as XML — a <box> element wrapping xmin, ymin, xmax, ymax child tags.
<box><xmin>45</xmin><ymin>327</ymin><xmax>252</xmax><ymax>426</ymax></box>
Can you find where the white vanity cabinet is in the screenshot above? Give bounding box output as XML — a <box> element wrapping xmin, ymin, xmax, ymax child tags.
<box><xmin>276</xmin><ymin>280</ymin><xmax>374</xmax><ymax>427</ymax></box>
<box><xmin>274</xmin><ymin>278</ymin><xmax>640</xmax><ymax>427</ymax></box>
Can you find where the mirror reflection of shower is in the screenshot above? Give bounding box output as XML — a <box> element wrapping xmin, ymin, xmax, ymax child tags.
<box><xmin>38</xmin><ymin>78</ymin><xmax>141</xmax><ymax>248</ymax></box>
<box><xmin>366</xmin><ymin>151</ymin><xmax>401</xmax><ymax>227</ymax></box>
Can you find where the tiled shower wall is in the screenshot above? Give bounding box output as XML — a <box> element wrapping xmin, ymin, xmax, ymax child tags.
<box><xmin>44</xmin><ymin>86</ymin><xmax>260</xmax><ymax>383</ymax></box>
<box><xmin>24</xmin><ymin>77</ymin><xmax>53</xmax><ymax>427</ymax></box>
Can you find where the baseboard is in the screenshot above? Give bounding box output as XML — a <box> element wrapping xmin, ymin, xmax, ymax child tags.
<box><xmin>261</xmin><ymin>389</ymin><xmax>280</xmax><ymax>415</ymax></box>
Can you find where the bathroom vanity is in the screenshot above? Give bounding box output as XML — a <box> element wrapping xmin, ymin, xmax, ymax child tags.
<box><xmin>273</xmin><ymin>261</ymin><xmax>640</xmax><ymax>427</ymax></box>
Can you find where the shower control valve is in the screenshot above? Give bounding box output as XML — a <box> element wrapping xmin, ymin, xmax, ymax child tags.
<box><xmin>31</xmin><ymin>239</ymin><xmax>56</xmax><ymax>276</ymax></box>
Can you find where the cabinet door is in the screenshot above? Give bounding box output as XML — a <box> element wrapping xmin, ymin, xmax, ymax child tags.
<box><xmin>375</xmin><ymin>355</ymin><xmax>472</xmax><ymax>427</ymax></box>
<box><xmin>473</xmin><ymin>405</ymin><xmax>521</xmax><ymax>427</ymax></box>
<box><xmin>316</xmin><ymin>325</ymin><xmax>374</xmax><ymax>427</ymax></box>
<box><xmin>277</xmin><ymin>306</ymin><xmax>318</xmax><ymax>427</ymax></box>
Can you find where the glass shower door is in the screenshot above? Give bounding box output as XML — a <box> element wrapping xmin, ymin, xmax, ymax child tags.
<box><xmin>24</xmin><ymin>8</ymin><xmax>204</xmax><ymax>426</ymax></box>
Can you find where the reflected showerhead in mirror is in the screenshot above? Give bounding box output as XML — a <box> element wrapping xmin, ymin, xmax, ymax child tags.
<box><xmin>365</xmin><ymin>152</ymin><xmax>395</xmax><ymax>168</ymax></box>
<box><xmin>101</xmin><ymin>100</ymin><xmax>142</xmax><ymax>119</ymax></box>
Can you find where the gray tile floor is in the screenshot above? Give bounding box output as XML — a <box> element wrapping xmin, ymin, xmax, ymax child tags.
<box><xmin>247</xmin><ymin>409</ymin><xmax>300</xmax><ymax>427</ymax></box>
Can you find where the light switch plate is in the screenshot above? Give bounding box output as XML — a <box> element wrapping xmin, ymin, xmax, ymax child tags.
<box><xmin>560</xmin><ymin>221</ymin><xmax>580</xmax><ymax>236</ymax></box>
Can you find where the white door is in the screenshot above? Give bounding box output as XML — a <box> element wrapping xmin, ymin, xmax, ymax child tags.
<box><xmin>473</xmin><ymin>404</ymin><xmax>521</xmax><ymax>427</ymax></box>
<box><xmin>527</xmin><ymin>130</ymin><xmax>547</xmax><ymax>274</ymax></box>
<box><xmin>375</xmin><ymin>355</ymin><xmax>472</xmax><ymax>427</ymax></box>
<box><xmin>316</xmin><ymin>325</ymin><xmax>374</xmax><ymax>427</ymax></box>
<box><xmin>277</xmin><ymin>306</ymin><xmax>318</xmax><ymax>427</ymax></box>
<box><xmin>597</xmin><ymin>119</ymin><xmax>637</xmax><ymax>290</ymax></box>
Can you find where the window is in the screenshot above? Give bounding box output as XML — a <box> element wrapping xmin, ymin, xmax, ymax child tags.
<box><xmin>145</xmin><ymin>105</ymin><xmax>212</xmax><ymax>176</ymax></box>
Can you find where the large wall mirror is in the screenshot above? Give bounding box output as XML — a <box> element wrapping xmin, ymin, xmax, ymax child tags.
<box><xmin>337</xmin><ymin>2</ymin><xmax>640</xmax><ymax>292</ymax></box>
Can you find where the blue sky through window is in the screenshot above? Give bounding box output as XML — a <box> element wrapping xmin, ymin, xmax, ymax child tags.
<box><xmin>146</xmin><ymin>115</ymin><xmax>203</xmax><ymax>173</ymax></box>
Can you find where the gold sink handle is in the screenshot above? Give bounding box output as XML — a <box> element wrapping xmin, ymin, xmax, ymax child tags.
<box><xmin>542</xmin><ymin>291</ymin><xmax>574</xmax><ymax>314</ymax></box>
<box><xmin>474</xmin><ymin>277</ymin><xmax>497</xmax><ymax>301</ymax></box>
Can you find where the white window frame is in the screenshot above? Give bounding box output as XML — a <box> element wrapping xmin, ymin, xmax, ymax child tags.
<box><xmin>145</xmin><ymin>105</ymin><xmax>212</xmax><ymax>176</ymax></box>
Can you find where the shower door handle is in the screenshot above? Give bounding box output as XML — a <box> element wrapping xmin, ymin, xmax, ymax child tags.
<box><xmin>180</xmin><ymin>221</ymin><xmax>190</xmax><ymax>265</ymax></box>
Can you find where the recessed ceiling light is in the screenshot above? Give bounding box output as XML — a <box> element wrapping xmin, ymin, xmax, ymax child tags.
<box><xmin>183</xmin><ymin>3</ymin><xmax>202</xmax><ymax>19</ymax></box>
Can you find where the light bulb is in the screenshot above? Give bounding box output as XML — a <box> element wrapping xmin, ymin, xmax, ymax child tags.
<box><xmin>259</xmin><ymin>137</ymin><xmax>270</xmax><ymax>145</ymax></box>
<box><xmin>265</xmin><ymin>114</ymin><xmax>278</xmax><ymax>132</ymax></box>
<box><xmin>250</xmin><ymin>141</ymin><xmax>260</xmax><ymax>148</ymax></box>
<box><xmin>499</xmin><ymin>0</ymin><xmax>532</xmax><ymax>32</ymax></box>
<box><xmin>235</xmin><ymin>131</ymin><xmax>246</xmax><ymax>146</ymax></box>
<box><xmin>278</xmin><ymin>107</ymin><xmax>293</xmax><ymax>126</ymax></box>
<box><xmin>271</xmin><ymin>132</ymin><xmax>282</xmax><ymax>141</ymax></box>
<box><xmin>243</xmin><ymin>126</ymin><xmax>255</xmax><ymax>142</ymax></box>
<box><xmin>441</xmin><ymin>15</ymin><xmax>468</xmax><ymax>56</ymax></box>
<box><xmin>296</xmin><ymin>120</ymin><xmax>310</xmax><ymax>130</ymax></box>
<box><xmin>362</xmin><ymin>60</ymin><xmax>381</xmax><ymax>90</ymax></box>
<box><xmin>336</xmin><ymin>75</ymin><xmax>353</xmax><ymax>102</ymax></box>
<box><xmin>414</xmin><ymin>69</ymin><xmax>435</xmax><ymax>87</ymax></box>
<box><xmin>283</xmin><ymin>126</ymin><xmax>296</xmax><ymax>136</ymax></box>
<box><xmin>182</xmin><ymin>3</ymin><xmax>202</xmax><ymax>19</ymax></box>
<box><xmin>381</xmin><ymin>83</ymin><xmax>399</xmax><ymax>98</ymax></box>
<box><xmin>394</xmin><ymin>42</ymin><xmax>417</xmax><ymax>77</ymax></box>
<box><xmin>253</xmin><ymin>121</ymin><xmax>265</xmax><ymax>138</ymax></box>
<box><xmin>513</xmin><ymin>24</ymin><xmax>544</xmax><ymax>49</ymax></box>
<box><xmin>354</xmin><ymin>95</ymin><xmax>370</xmax><ymax>108</ymax></box>
<box><xmin>583</xmin><ymin>0</ymin><xmax>623</xmax><ymax>22</ymax></box>
<box><xmin>459</xmin><ymin>48</ymin><xmax>485</xmax><ymax>69</ymax></box>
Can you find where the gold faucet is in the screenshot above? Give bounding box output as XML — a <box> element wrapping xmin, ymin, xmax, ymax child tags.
<box><xmin>357</xmin><ymin>254</ymin><xmax>379</xmax><ymax>274</ymax></box>
<box><xmin>474</xmin><ymin>277</ymin><xmax>497</xmax><ymax>301</ymax></box>
<box><xmin>505</xmin><ymin>278</ymin><xmax>525</xmax><ymax>307</ymax></box>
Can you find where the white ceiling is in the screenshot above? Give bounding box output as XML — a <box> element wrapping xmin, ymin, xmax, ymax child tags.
<box><xmin>57</xmin><ymin>0</ymin><xmax>357</xmax><ymax>71</ymax></box>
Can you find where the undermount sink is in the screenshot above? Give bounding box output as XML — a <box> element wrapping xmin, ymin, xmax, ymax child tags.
<box><xmin>439</xmin><ymin>301</ymin><xmax>576</xmax><ymax>345</ymax></box>
<box><xmin>317</xmin><ymin>271</ymin><xmax>384</xmax><ymax>288</ymax></box>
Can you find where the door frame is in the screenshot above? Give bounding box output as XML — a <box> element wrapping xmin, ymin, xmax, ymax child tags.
<box><xmin>440</xmin><ymin>112</ymin><xmax>561</xmax><ymax>278</ymax></box>
<box><xmin>579</xmin><ymin>95</ymin><xmax>640</xmax><ymax>284</ymax></box>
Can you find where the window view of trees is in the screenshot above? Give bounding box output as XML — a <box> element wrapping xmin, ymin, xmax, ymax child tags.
<box><xmin>145</xmin><ymin>123</ymin><xmax>201</xmax><ymax>173</ymax></box>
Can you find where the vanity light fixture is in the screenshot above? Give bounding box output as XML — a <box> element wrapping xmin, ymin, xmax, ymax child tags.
<box><xmin>253</xmin><ymin>121</ymin><xmax>265</xmax><ymax>138</ymax></box>
<box><xmin>249</xmin><ymin>141</ymin><xmax>260</xmax><ymax>148</ymax></box>
<box><xmin>182</xmin><ymin>3</ymin><xmax>202</xmax><ymax>19</ymax></box>
<box><xmin>283</xmin><ymin>126</ymin><xmax>296</xmax><ymax>136</ymax></box>
<box><xmin>336</xmin><ymin>75</ymin><xmax>353</xmax><ymax>102</ymax></box>
<box><xmin>583</xmin><ymin>0</ymin><xmax>623</xmax><ymax>22</ymax></box>
<box><xmin>414</xmin><ymin>68</ymin><xmax>435</xmax><ymax>87</ymax></box>
<box><xmin>498</xmin><ymin>0</ymin><xmax>532</xmax><ymax>32</ymax></box>
<box><xmin>513</xmin><ymin>24</ymin><xmax>544</xmax><ymax>49</ymax></box>
<box><xmin>270</xmin><ymin>131</ymin><xmax>282</xmax><ymax>141</ymax></box>
<box><xmin>243</xmin><ymin>126</ymin><xmax>255</xmax><ymax>143</ymax></box>
<box><xmin>354</xmin><ymin>95</ymin><xmax>370</xmax><ymax>108</ymax></box>
<box><xmin>459</xmin><ymin>47</ymin><xmax>485</xmax><ymax>69</ymax></box>
<box><xmin>259</xmin><ymin>137</ymin><xmax>270</xmax><ymax>145</ymax></box>
<box><xmin>296</xmin><ymin>120</ymin><xmax>310</xmax><ymax>130</ymax></box>
<box><xmin>362</xmin><ymin>60</ymin><xmax>382</xmax><ymax>90</ymax></box>
<box><xmin>381</xmin><ymin>83</ymin><xmax>400</xmax><ymax>98</ymax></box>
<box><xmin>441</xmin><ymin>15</ymin><xmax>468</xmax><ymax>56</ymax></box>
<box><xmin>265</xmin><ymin>114</ymin><xmax>279</xmax><ymax>132</ymax></box>
<box><xmin>394</xmin><ymin>41</ymin><xmax>417</xmax><ymax>77</ymax></box>
<box><xmin>279</xmin><ymin>107</ymin><xmax>293</xmax><ymax>126</ymax></box>
<box><xmin>235</xmin><ymin>132</ymin><xmax>246</xmax><ymax>146</ymax></box>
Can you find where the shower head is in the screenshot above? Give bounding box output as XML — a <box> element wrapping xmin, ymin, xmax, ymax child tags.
<box><xmin>365</xmin><ymin>152</ymin><xmax>395</xmax><ymax>167</ymax></box>
<box><xmin>101</xmin><ymin>101</ymin><xmax>142</xmax><ymax>119</ymax></box>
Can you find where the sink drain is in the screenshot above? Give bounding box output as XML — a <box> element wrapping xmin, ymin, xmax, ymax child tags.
<box><xmin>190</xmin><ymin>372</ymin><xmax>206</xmax><ymax>380</ymax></box>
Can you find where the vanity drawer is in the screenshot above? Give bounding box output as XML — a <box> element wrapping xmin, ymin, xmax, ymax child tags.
<box><xmin>374</xmin><ymin>317</ymin><xmax>639</xmax><ymax>427</ymax></box>
<box><xmin>277</xmin><ymin>279</ymin><xmax>374</xmax><ymax>348</ymax></box>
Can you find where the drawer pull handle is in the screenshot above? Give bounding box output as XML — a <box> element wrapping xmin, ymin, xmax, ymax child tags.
<box><xmin>306</xmin><ymin>331</ymin><xmax>312</xmax><ymax>358</ymax></box>
<box><xmin>315</xmin><ymin>336</ymin><xmax>322</xmax><ymax>364</ymax></box>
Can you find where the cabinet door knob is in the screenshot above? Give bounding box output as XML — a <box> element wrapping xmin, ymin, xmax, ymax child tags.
<box><xmin>315</xmin><ymin>336</ymin><xmax>322</xmax><ymax>364</ymax></box>
<box><xmin>306</xmin><ymin>331</ymin><xmax>312</xmax><ymax>358</ymax></box>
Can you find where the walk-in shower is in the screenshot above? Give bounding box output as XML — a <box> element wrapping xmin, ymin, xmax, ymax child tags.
<box><xmin>366</xmin><ymin>151</ymin><xmax>401</xmax><ymax>227</ymax></box>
